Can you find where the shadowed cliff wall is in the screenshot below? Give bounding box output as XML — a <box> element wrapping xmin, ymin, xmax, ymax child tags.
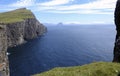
<box><xmin>0</xmin><ymin>8</ymin><xmax>46</xmax><ymax>76</ymax></box>
<box><xmin>113</xmin><ymin>0</ymin><xmax>120</xmax><ymax>62</ymax></box>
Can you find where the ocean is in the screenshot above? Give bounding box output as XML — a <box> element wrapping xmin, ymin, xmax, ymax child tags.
<box><xmin>8</xmin><ymin>24</ymin><xmax>116</xmax><ymax>76</ymax></box>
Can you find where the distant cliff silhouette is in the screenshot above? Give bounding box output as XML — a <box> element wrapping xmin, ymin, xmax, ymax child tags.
<box><xmin>113</xmin><ymin>0</ymin><xmax>120</xmax><ymax>62</ymax></box>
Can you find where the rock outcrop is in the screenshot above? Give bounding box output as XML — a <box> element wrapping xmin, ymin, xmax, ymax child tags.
<box><xmin>0</xmin><ymin>25</ymin><xmax>9</xmax><ymax>76</ymax></box>
<box><xmin>113</xmin><ymin>0</ymin><xmax>120</xmax><ymax>62</ymax></box>
<box><xmin>0</xmin><ymin>8</ymin><xmax>46</xmax><ymax>76</ymax></box>
<box><xmin>6</xmin><ymin>18</ymin><xmax>46</xmax><ymax>47</ymax></box>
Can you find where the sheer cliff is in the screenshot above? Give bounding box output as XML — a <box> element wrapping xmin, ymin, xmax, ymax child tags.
<box><xmin>113</xmin><ymin>0</ymin><xmax>120</xmax><ymax>62</ymax></box>
<box><xmin>0</xmin><ymin>8</ymin><xmax>46</xmax><ymax>76</ymax></box>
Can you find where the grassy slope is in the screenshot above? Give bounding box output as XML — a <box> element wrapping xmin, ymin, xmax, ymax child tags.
<box><xmin>34</xmin><ymin>62</ymin><xmax>120</xmax><ymax>76</ymax></box>
<box><xmin>0</xmin><ymin>8</ymin><xmax>35</xmax><ymax>24</ymax></box>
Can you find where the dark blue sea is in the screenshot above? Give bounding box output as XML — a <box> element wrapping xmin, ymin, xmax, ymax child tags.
<box><xmin>8</xmin><ymin>24</ymin><xmax>116</xmax><ymax>76</ymax></box>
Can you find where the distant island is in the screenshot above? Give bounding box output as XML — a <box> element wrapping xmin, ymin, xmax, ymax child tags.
<box><xmin>0</xmin><ymin>0</ymin><xmax>119</xmax><ymax>76</ymax></box>
<box><xmin>57</xmin><ymin>22</ymin><xmax>63</xmax><ymax>25</ymax></box>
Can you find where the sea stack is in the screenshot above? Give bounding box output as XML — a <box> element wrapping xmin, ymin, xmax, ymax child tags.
<box><xmin>0</xmin><ymin>8</ymin><xmax>46</xmax><ymax>76</ymax></box>
<box><xmin>113</xmin><ymin>0</ymin><xmax>120</xmax><ymax>62</ymax></box>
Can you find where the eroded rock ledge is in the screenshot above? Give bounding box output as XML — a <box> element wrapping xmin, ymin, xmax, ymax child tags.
<box><xmin>0</xmin><ymin>8</ymin><xmax>46</xmax><ymax>76</ymax></box>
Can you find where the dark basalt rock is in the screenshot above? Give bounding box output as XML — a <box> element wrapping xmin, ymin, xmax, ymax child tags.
<box><xmin>0</xmin><ymin>8</ymin><xmax>46</xmax><ymax>76</ymax></box>
<box><xmin>6</xmin><ymin>18</ymin><xmax>46</xmax><ymax>47</ymax></box>
<box><xmin>113</xmin><ymin>0</ymin><xmax>120</xmax><ymax>62</ymax></box>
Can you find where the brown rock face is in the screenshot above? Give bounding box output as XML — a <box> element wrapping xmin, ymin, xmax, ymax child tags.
<box><xmin>0</xmin><ymin>8</ymin><xmax>47</xmax><ymax>76</ymax></box>
<box><xmin>113</xmin><ymin>0</ymin><xmax>120</xmax><ymax>62</ymax></box>
<box><xmin>6</xmin><ymin>18</ymin><xmax>46</xmax><ymax>47</ymax></box>
<box><xmin>0</xmin><ymin>18</ymin><xmax>46</xmax><ymax>76</ymax></box>
<box><xmin>0</xmin><ymin>9</ymin><xmax>46</xmax><ymax>76</ymax></box>
<box><xmin>0</xmin><ymin>26</ymin><xmax>9</xmax><ymax>76</ymax></box>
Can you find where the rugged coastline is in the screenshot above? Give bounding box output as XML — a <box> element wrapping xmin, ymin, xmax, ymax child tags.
<box><xmin>0</xmin><ymin>8</ymin><xmax>46</xmax><ymax>76</ymax></box>
<box><xmin>0</xmin><ymin>0</ymin><xmax>119</xmax><ymax>76</ymax></box>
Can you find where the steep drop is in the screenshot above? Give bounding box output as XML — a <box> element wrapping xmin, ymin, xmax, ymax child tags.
<box><xmin>0</xmin><ymin>8</ymin><xmax>46</xmax><ymax>76</ymax></box>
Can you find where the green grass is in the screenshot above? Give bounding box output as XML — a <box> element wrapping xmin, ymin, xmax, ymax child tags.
<box><xmin>34</xmin><ymin>62</ymin><xmax>120</xmax><ymax>76</ymax></box>
<box><xmin>0</xmin><ymin>8</ymin><xmax>35</xmax><ymax>24</ymax></box>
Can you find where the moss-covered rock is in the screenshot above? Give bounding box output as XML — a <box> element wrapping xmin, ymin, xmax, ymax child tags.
<box><xmin>0</xmin><ymin>8</ymin><xmax>35</xmax><ymax>24</ymax></box>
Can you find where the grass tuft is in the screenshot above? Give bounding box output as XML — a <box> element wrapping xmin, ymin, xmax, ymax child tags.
<box><xmin>33</xmin><ymin>62</ymin><xmax>120</xmax><ymax>76</ymax></box>
<box><xmin>0</xmin><ymin>8</ymin><xmax>35</xmax><ymax>24</ymax></box>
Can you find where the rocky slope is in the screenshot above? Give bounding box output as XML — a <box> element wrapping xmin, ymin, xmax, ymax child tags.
<box><xmin>0</xmin><ymin>8</ymin><xmax>46</xmax><ymax>76</ymax></box>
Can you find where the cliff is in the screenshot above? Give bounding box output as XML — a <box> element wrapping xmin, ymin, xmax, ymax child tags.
<box><xmin>113</xmin><ymin>0</ymin><xmax>120</xmax><ymax>62</ymax></box>
<box><xmin>6</xmin><ymin>18</ymin><xmax>46</xmax><ymax>47</ymax></box>
<box><xmin>0</xmin><ymin>8</ymin><xmax>46</xmax><ymax>76</ymax></box>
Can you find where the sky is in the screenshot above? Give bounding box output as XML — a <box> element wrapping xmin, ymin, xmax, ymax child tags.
<box><xmin>0</xmin><ymin>0</ymin><xmax>117</xmax><ymax>24</ymax></box>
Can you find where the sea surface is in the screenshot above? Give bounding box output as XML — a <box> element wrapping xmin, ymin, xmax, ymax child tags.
<box><xmin>8</xmin><ymin>24</ymin><xmax>116</xmax><ymax>76</ymax></box>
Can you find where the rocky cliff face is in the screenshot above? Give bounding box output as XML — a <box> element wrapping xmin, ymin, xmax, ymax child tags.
<box><xmin>6</xmin><ymin>18</ymin><xmax>46</xmax><ymax>47</ymax></box>
<box><xmin>113</xmin><ymin>0</ymin><xmax>120</xmax><ymax>62</ymax></box>
<box><xmin>0</xmin><ymin>8</ymin><xmax>46</xmax><ymax>76</ymax></box>
<box><xmin>0</xmin><ymin>25</ymin><xmax>9</xmax><ymax>76</ymax></box>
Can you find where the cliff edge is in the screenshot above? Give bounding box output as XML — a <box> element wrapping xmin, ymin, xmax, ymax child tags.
<box><xmin>0</xmin><ymin>8</ymin><xmax>46</xmax><ymax>76</ymax></box>
<box><xmin>34</xmin><ymin>62</ymin><xmax>120</xmax><ymax>76</ymax></box>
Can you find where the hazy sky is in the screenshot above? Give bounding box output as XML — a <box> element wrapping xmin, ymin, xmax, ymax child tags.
<box><xmin>0</xmin><ymin>0</ymin><xmax>117</xmax><ymax>24</ymax></box>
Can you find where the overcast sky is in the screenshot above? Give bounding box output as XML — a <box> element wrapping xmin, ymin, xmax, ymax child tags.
<box><xmin>0</xmin><ymin>0</ymin><xmax>117</xmax><ymax>24</ymax></box>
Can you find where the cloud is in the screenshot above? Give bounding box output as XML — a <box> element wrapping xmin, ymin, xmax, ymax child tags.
<box><xmin>0</xmin><ymin>0</ymin><xmax>117</xmax><ymax>15</ymax></box>
<box><xmin>10</xmin><ymin>0</ymin><xmax>35</xmax><ymax>7</ymax></box>
<box><xmin>0</xmin><ymin>0</ymin><xmax>36</xmax><ymax>12</ymax></box>
<box><xmin>63</xmin><ymin>21</ymin><xmax>109</xmax><ymax>25</ymax></box>
<box><xmin>36</xmin><ymin>0</ymin><xmax>117</xmax><ymax>14</ymax></box>
<box><xmin>46</xmin><ymin>10</ymin><xmax>113</xmax><ymax>14</ymax></box>
<box><xmin>55</xmin><ymin>0</ymin><xmax>116</xmax><ymax>10</ymax></box>
<box><xmin>39</xmin><ymin>0</ymin><xmax>74</xmax><ymax>6</ymax></box>
<box><xmin>0</xmin><ymin>0</ymin><xmax>115</xmax><ymax>24</ymax></box>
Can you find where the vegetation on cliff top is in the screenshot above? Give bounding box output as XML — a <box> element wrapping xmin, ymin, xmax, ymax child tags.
<box><xmin>34</xmin><ymin>62</ymin><xmax>120</xmax><ymax>76</ymax></box>
<box><xmin>0</xmin><ymin>8</ymin><xmax>35</xmax><ymax>24</ymax></box>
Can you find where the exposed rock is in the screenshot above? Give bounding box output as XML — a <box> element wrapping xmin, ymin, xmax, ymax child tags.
<box><xmin>0</xmin><ymin>8</ymin><xmax>46</xmax><ymax>76</ymax></box>
<box><xmin>6</xmin><ymin>18</ymin><xmax>46</xmax><ymax>47</ymax></box>
<box><xmin>0</xmin><ymin>26</ymin><xmax>9</xmax><ymax>76</ymax></box>
<box><xmin>113</xmin><ymin>0</ymin><xmax>120</xmax><ymax>62</ymax></box>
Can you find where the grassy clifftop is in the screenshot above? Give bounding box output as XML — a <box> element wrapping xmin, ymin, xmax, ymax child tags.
<box><xmin>0</xmin><ymin>8</ymin><xmax>35</xmax><ymax>24</ymax></box>
<box><xmin>34</xmin><ymin>62</ymin><xmax>120</xmax><ymax>76</ymax></box>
